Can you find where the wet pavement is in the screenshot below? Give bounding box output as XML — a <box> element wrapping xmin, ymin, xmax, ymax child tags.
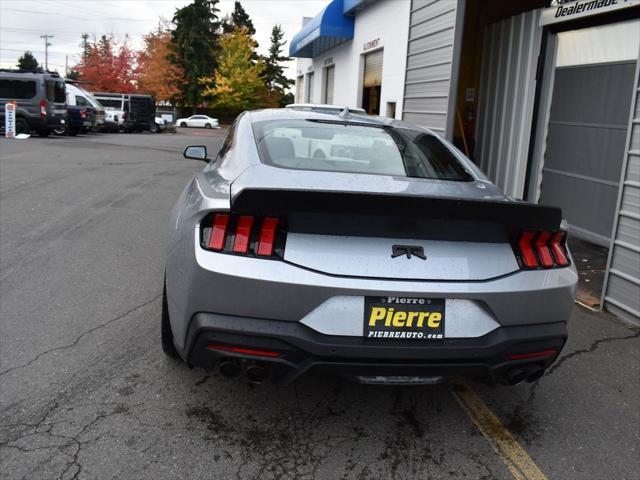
<box><xmin>1</xmin><ymin>132</ymin><xmax>638</xmax><ymax>480</ymax></box>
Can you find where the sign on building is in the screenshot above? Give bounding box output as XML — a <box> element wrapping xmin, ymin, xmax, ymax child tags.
<box><xmin>541</xmin><ymin>0</ymin><xmax>640</xmax><ymax>26</ymax></box>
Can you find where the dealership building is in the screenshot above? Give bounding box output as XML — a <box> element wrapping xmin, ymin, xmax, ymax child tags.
<box><xmin>290</xmin><ymin>0</ymin><xmax>640</xmax><ymax>324</ymax></box>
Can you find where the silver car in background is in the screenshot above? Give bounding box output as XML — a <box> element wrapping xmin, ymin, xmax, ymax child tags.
<box><xmin>163</xmin><ymin>109</ymin><xmax>578</xmax><ymax>386</ymax></box>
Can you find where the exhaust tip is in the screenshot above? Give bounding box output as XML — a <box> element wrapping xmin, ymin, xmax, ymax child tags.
<box><xmin>218</xmin><ymin>359</ymin><xmax>242</xmax><ymax>378</ymax></box>
<box><xmin>504</xmin><ymin>368</ymin><xmax>528</xmax><ymax>386</ymax></box>
<box><xmin>526</xmin><ymin>367</ymin><xmax>545</xmax><ymax>383</ymax></box>
<box><xmin>246</xmin><ymin>364</ymin><xmax>269</xmax><ymax>384</ymax></box>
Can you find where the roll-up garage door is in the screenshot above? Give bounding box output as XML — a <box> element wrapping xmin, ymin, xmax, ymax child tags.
<box><xmin>363</xmin><ymin>50</ymin><xmax>383</xmax><ymax>87</ymax></box>
<box><xmin>324</xmin><ymin>66</ymin><xmax>335</xmax><ymax>104</ymax></box>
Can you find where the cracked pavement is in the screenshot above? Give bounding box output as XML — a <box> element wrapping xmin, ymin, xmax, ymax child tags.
<box><xmin>1</xmin><ymin>132</ymin><xmax>639</xmax><ymax>480</ymax></box>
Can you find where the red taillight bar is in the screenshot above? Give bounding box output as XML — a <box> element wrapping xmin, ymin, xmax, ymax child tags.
<box><xmin>518</xmin><ymin>232</ymin><xmax>539</xmax><ymax>268</ymax></box>
<box><xmin>208</xmin><ymin>214</ymin><xmax>229</xmax><ymax>251</ymax></box>
<box><xmin>507</xmin><ymin>349</ymin><xmax>557</xmax><ymax>361</ymax></box>
<box><xmin>206</xmin><ymin>344</ymin><xmax>281</xmax><ymax>358</ymax></box>
<box><xmin>232</xmin><ymin>216</ymin><xmax>254</xmax><ymax>253</ymax></box>
<box><xmin>257</xmin><ymin>217</ymin><xmax>279</xmax><ymax>256</ymax></box>
<box><xmin>550</xmin><ymin>231</ymin><xmax>569</xmax><ymax>266</ymax></box>
<box><xmin>535</xmin><ymin>231</ymin><xmax>554</xmax><ymax>268</ymax></box>
<box><xmin>39</xmin><ymin>99</ymin><xmax>47</xmax><ymax>119</ymax></box>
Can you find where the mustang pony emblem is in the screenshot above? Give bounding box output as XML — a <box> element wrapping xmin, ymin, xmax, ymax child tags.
<box><xmin>391</xmin><ymin>245</ymin><xmax>426</xmax><ymax>260</ymax></box>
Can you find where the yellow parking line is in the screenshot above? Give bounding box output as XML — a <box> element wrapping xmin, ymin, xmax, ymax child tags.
<box><xmin>450</xmin><ymin>380</ymin><xmax>549</xmax><ymax>480</ymax></box>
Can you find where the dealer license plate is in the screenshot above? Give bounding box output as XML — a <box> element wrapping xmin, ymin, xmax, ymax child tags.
<box><xmin>364</xmin><ymin>296</ymin><xmax>445</xmax><ymax>340</ymax></box>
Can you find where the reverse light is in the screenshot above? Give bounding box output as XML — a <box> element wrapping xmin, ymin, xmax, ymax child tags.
<box><xmin>514</xmin><ymin>230</ymin><xmax>570</xmax><ymax>270</ymax></box>
<box><xmin>201</xmin><ymin>213</ymin><xmax>285</xmax><ymax>258</ymax></box>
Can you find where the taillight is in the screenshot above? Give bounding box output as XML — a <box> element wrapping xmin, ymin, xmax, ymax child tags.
<box><xmin>40</xmin><ymin>99</ymin><xmax>47</xmax><ymax>118</ymax></box>
<box><xmin>201</xmin><ymin>213</ymin><xmax>286</xmax><ymax>258</ymax></box>
<box><xmin>514</xmin><ymin>230</ymin><xmax>570</xmax><ymax>269</ymax></box>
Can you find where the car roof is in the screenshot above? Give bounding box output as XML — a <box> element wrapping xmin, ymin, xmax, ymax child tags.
<box><xmin>247</xmin><ymin>108</ymin><xmax>430</xmax><ymax>133</ymax></box>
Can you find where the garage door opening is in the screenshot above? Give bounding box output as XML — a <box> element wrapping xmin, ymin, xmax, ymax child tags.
<box><xmin>362</xmin><ymin>49</ymin><xmax>382</xmax><ymax>115</ymax></box>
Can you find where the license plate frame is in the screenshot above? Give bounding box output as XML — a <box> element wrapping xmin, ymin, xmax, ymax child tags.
<box><xmin>364</xmin><ymin>296</ymin><xmax>445</xmax><ymax>340</ymax></box>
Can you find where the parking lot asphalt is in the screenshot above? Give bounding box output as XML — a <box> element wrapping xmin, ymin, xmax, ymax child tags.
<box><xmin>1</xmin><ymin>131</ymin><xmax>639</xmax><ymax>480</ymax></box>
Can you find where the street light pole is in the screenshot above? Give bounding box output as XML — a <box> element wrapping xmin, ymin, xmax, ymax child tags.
<box><xmin>40</xmin><ymin>34</ymin><xmax>54</xmax><ymax>70</ymax></box>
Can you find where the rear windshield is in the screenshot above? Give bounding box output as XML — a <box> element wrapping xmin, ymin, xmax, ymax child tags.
<box><xmin>252</xmin><ymin>119</ymin><xmax>473</xmax><ymax>181</ymax></box>
<box><xmin>0</xmin><ymin>79</ymin><xmax>36</xmax><ymax>99</ymax></box>
<box><xmin>45</xmin><ymin>80</ymin><xmax>65</xmax><ymax>103</ymax></box>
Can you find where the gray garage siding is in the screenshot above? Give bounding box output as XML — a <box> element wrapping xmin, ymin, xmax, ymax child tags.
<box><xmin>603</xmin><ymin>58</ymin><xmax>640</xmax><ymax>324</ymax></box>
<box><xmin>402</xmin><ymin>0</ymin><xmax>460</xmax><ymax>136</ymax></box>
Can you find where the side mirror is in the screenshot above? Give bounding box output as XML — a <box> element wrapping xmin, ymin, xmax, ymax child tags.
<box><xmin>183</xmin><ymin>145</ymin><xmax>209</xmax><ymax>162</ymax></box>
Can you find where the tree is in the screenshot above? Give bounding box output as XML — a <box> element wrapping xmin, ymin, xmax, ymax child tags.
<box><xmin>17</xmin><ymin>51</ymin><xmax>39</xmax><ymax>71</ymax></box>
<box><xmin>222</xmin><ymin>1</ymin><xmax>255</xmax><ymax>35</ymax></box>
<box><xmin>170</xmin><ymin>0</ymin><xmax>221</xmax><ymax>108</ymax></box>
<box><xmin>73</xmin><ymin>35</ymin><xmax>137</xmax><ymax>92</ymax></box>
<box><xmin>137</xmin><ymin>25</ymin><xmax>184</xmax><ymax>103</ymax></box>
<box><xmin>264</xmin><ymin>25</ymin><xmax>294</xmax><ymax>106</ymax></box>
<box><xmin>200</xmin><ymin>27</ymin><xmax>268</xmax><ymax>113</ymax></box>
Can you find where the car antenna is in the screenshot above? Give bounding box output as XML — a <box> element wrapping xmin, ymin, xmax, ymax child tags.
<box><xmin>339</xmin><ymin>106</ymin><xmax>350</xmax><ymax>119</ymax></box>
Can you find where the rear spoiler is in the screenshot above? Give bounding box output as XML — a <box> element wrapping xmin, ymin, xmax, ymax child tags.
<box><xmin>231</xmin><ymin>189</ymin><xmax>563</xmax><ymax>242</ymax></box>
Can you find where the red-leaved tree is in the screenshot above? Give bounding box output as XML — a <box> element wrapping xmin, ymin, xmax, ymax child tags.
<box><xmin>74</xmin><ymin>35</ymin><xmax>138</xmax><ymax>93</ymax></box>
<box><xmin>136</xmin><ymin>25</ymin><xmax>184</xmax><ymax>103</ymax></box>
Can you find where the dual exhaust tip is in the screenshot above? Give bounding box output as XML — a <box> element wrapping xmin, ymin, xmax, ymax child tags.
<box><xmin>502</xmin><ymin>365</ymin><xmax>545</xmax><ymax>386</ymax></box>
<box><xmin>218</xmin><ymin>358</ymin><xmax>269</xmax><ymax>384</ymax></box>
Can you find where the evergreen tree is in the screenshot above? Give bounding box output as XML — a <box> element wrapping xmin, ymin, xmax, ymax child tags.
<box><xmin>264</xmin><ymin>25</ymin><xmax>294</xmax><ymax>105</ymax></box>
<box><xmin>80</xmin><ymin>33</ymin><xmax>91</xmax><ymax>59</ymax></box>
<box><xmin>17</xmin><ymin>51</ymin><xmax>39</xmax><ymax>71</ymax></box>
<box><xmin>222</xmin><ymin>1</ymin><xmax>255</xmax><ymax>35</ymax></box>
<box><xmin>170</xmin><ymin>0</ymin><xmax>221</xmax><ymax>108</ymax></box>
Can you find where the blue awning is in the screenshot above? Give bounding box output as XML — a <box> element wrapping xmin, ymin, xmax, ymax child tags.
<box><xmin>343</xmin><ymin>0</ymin><xmax>378</xmax><ymax>15</ymax></box>
<box><xmin>289</xmin><ymin>0</ymin><xmax>354</xmax><ymax>58</ymax></box>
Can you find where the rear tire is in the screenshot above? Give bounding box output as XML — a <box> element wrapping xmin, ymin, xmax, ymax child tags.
<box><xmin>204</xmin><ymin>123</ymin><xmax>212</xmax><ymax>129</ymax></box>
<box><xmin>16</xmin><ymin>118</ymin><xmax>30</xmax><ymax>135</ymax></box>
<box><xmin>161</xmin><ymin>277</ymin><xmax>179</xmax><ymax>359</ymax></box>
<box><xmin>149</xmin><ymin>122</ymin><xmax>159</xmax><ymax>133</ymax></box>
<box><xmin>68</xmin><ymin>127</ymin><xmax>78</xmax><ymax>136</ymax></box>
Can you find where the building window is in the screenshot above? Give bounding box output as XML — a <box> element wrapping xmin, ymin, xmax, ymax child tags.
<box><xmin>362</xmin><ymin>49</ymin><xmax>383</xmax><ymax>115</ymax></box>
<box><xmin>296</xmin><ymin>76</ymin><xmax>304</xmax><ymax>103</ymax></box>
<box><xmin>305</xmin><ymin>72</ymin><xmax>314</xmax><ymax>103</ymax></box>
<box><xmin>386</xmin><ymin>102</ymin><xmax>396</xmax><ymax>119</ymax></box>
<box><xmin>323</xmin><ymin>65</ymin><xmax>335</xmax><ymax>104</ymax></box>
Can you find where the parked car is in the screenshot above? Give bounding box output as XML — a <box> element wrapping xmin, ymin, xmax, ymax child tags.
<box><xmin>0</xmin><ymin>69</ymin><xmax>66</xmax><ymax>136</ymax></box>
<box><xmin>176</xmin><ymin>114</ymin><xmax>219</xmax><ymax>129</ymax></box>
<box><xmin>92</xmin><ymin>93</ymin><xmax>159</xmax><ymax>133</ymax></box>
<box><xmin>286</xmin><ymin>103</ymin><xmax>367</xmax><ymax>115</ymax></box>
<box><xmin>64</xmin><ymin>105</ymin><xmax>91</xmax><ymax>136</ymax></box>
<box><xmin>64</xmin><ymin>83</ymin><xmax>106</xmax><ymax>131</ymax></box>
<box><xmin>162</xmin><ymin>109</ymin><xmax>578</xmax><ymax>387</ymax></box>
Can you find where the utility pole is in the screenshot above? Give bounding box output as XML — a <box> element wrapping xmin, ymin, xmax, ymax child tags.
<box><xmin>40</xmin><ymin>34</ymin><xmax>54</xmax><ymax>70</ymax></box>
<box><xmin>65</xmin><ymin>55</ymin><xmax>68</xmax><ymax>76</ymax></box>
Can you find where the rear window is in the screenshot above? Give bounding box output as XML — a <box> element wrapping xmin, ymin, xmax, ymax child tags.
<box><xmin>252</xmin><ymin>119</ymin><xmax>473</xmax><ymax>181</ymax></box>
<box><xmin>46</xmin><ymin>80</ymin><xmax>65</xmax><ymax>103</ymax></box>
<box><xmin>0</xmin><ymin>79</ymin><xmax>36</xmax><ymax>99</ymax></box>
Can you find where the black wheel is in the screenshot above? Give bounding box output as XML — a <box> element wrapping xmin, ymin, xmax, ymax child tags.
<box><xmin>180</xmin><ymin>122</ymin><xmax>187</xmax><ymax>128</ymax></box>
<box><xmin>37</xmin><ymin>129</ymin><xmax>50</xmax><ymax>138</ymax></box>
<box><xmin>149</xmin><ymin>122</ymin><xmax>159</xmax><ymax>133</ymax></box>
<box><xmin>53</xmin><ymin>126</ymin><xmax>66</xmax><ymax>136</ymax></box>
<box><xmin>16</xmin><ymin>117</ymin><xmax>30</xmax><ymax>135</ymax></box>
<box><xmin>68</xmin><ymin>128</ymin><xmax>78</xmax><ymax>136</ymax></box>
<box><xmin>161</xmin><ymin>277</ymin><xmax>179</xmax><ymax>359</ymax></box>
<box><xmin>313</xmin><ymin>149</ymin><xmax>326</xmax><ymax>159</ymax></box>
<box><xmin>204</xmin><ymin>123</ymin><xmax>212</xmax><ymax>129</ymax></box>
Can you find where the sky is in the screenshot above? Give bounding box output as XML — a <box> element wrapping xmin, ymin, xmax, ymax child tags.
<box><xmin>0</xmin><ymin>0</ymin><xmax>329</xmax><ymax>79</ymax></box>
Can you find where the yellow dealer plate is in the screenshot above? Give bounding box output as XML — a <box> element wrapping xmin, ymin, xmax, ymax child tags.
<box><xmin>364</xmin><ymin>296</ymin><xmax>445</xmax><ymax>340</ymax></box>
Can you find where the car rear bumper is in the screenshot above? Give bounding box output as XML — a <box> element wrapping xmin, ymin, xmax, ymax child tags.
<box><xmin>184</xmin><ymin>312</ymin><xmax>567</xmax><ymax>385</ymax></box>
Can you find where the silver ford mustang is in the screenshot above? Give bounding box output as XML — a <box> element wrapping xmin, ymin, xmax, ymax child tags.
<box><xmin>163</xmin><ymin>108</ymin><xmax>578</xmax><ymax>386</ymax></box>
